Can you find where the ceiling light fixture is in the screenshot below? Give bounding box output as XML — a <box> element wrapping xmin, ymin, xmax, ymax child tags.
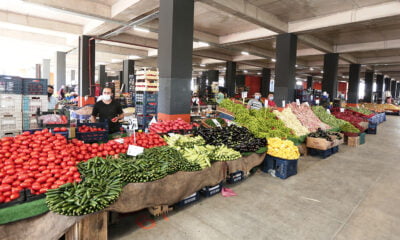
<box><xmin>200</xmin><ymin>64</ymin><xmax>206</xmax><ymax>67</ymax></box>
<box><xmin>241</xmin><ymin>51</ymin><xmax>249</xmax><ymax>55</ymax></box>
<box><xmin>295</xmin><ymin>64</ymin><xmax>298</xmax><ymax>67</ymax></box>
<box><xmin>128</xmin><ymin>55</ymin><xmax>140</xmax><ymax>60</ymax></box>
<box><xmin>198</xmin><ymin>41</ymin><xmax>210</xmax><ymax>47</ymax></box>
<box><xmin>133</xmin><ymin>26</ymin><xmax>150</xmax><ymax>33</ymax></box>
<box><xmin>310</xmin><ymin>67</ymin><xmax>314</xmax><ymax>71</ymax></box>
<box><xmin>271</xmin><ymin>58</ymin><xmax>276</xmax><ymax>62</ymax></box>
<box><xmin>321</xmin><ymin>70</ymin><xmax>324</xmax><ymax>74</ymax></box>
<box><xmin>243</xmin><ymin>70</ymin><xmax>248</xmax><ymax>73</ymax></box>
<box><xmin>257</xmin><ymin>72</ymin><xmax>261</xmax><ymax>75</ymax></box>
<box><xmin>111</xmin><ymin>59</ymin><xmax>122</xmax><ymax>63</ymax></box>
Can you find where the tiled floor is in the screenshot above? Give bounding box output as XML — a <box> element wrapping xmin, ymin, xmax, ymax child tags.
<box><xmin>109</xmin><ymin>116</ymin><xmax>400</xmax><ymax>240</ymax></box>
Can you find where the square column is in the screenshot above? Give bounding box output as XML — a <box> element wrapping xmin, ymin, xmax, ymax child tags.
<box><xmin>123</xmin><ymin>60</ymin><xmax>135</xmax><ymax>92</ymax></box>
<box><xmin>199</xmin><ymin>72</ymin><xmax>207</xmax><ymax>98</ymax></box>
<box><xmin>384</xmin><ymin>77</ymin><xmax>391</xmax><ymax>91</ymax></box>
<box><xmin>261</xmin><ymin>68</ymin><xmax>271</xmax><ymax>97</ymax></box>
<box><xmin>376</xmin><ymin>74</ymin><xmax>384</xmax><ymax>103</ymax></box>
<box><xmin>225</xmin><ymin>62</ymin><xmax>236</xmax><ymax>97</ymax></box>
<box><xmin>322</xmin><ymin>53</ymin><xmax>339</xmax><ymax>99</ymax></box>
<box><xmin>391</xmin><ymin>80</ymin><xmax>396</xmax><ymax>99</ymax></box>
<box><xmin>274</xmin><ymin>33</ymin><xmax>297</xmax><ymax>106</ymax></box>
<box><xmin>347</xmin><ymin>64</ymin><xmax>361</xmax><ymax>104</ymax></box>
<box><xmin>364</xmin><ymin>70</ymin><xmax>373</xmax><ymax>103</ymax></box>
<box><xmin>99</xmin><ymin>65</ymin><xmax>107</xmax><ymax>88</ymax></box>
<box><xmin>307</xmin><ymin>76</ymin><xmax>313</xmax><ymax>89</ymax></box>
<box><xmin>396</xmin><ymin>82</ymin><xmax>400</xmax><ymax>99</ymax></box>
<box><xmin>157</xmin><ymin>0</ymin><xmax>194</xmax><ymax>122</ymax></box>
<box><xmin>78</xmin><ymin>35</ymin><xmax>95</xmax><ymax>96</ymax></box>
<box><xmin>55</xmin><ymin>52</ymin><xmax>66</xmax><ymax>91</ymax></box>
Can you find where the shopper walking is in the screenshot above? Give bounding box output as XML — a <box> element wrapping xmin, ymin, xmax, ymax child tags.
<box><xmin>91</xmin><ymin>87</ymin><xmax>124</xmax><ymax>134</ymax></box>
<box><xmin>247</xmin><ymin>92</ymin><xmax>264</xmax><ymax>110</ymax></box>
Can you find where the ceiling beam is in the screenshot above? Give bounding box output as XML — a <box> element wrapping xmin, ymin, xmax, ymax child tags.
<box><xmin>198</xmin><ymin>0</ymin><xmax>287</xmax><ymax>33</ymax></box>
<box><xmin>289</xmin><ymin>1</ymin><xmax>400</xmax><ymax>33</ymax></box>
<box><xmin>96</xmin><ymin>43</ymin><xmax>148</xmax><ymax>57</ymax></box>
<box><xmin>359</xmin><ymin>56</ymin><xmax>400</xmax><ymax>65</ymax></box>
<box><xmin>0</xmin><ymin>27</ymin><xmax>73</xmax><ymax>47</ymax></box>
<box><xmin>219</xmin><ymin>28</ymin><xmax>276</xmax><ymax>45</ymax></box>
<box><xmin>0</xmin><ymin>10</ymin><xmax>82</xmax><ymax>35</ymax></box>
<box><xmin>111</xmin><ymin>0</ymin><xmax>140</xmax><ymax>18</ymax></box>
<box><xmin>108</xmin><ymin>33</ymin><xmax>158</xmax><ymax>49</ymax></box>
<box><xmin>297</xmin><ymin>48</ymin><xmax>324</xmax><ymax>57</ymax></box>
<box><xmin>335</xmin><ymin>39</ymin><xmax>400</xmax><ymax>53</ymax></box>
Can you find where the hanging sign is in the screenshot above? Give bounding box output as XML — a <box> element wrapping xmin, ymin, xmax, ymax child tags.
<box><xmin>265</xmin><ymin>100</ymin><xmax>269</xmax><ymax>108</ymax></box>
<box><xmin>269</xmin><ymin>80</ymin><xmax>275</xmax><ymax>93</ymax></box>
<box><xmin>282</xmin><ymin>100</ymin><xmax>286</xmax><ymax>108</ymax></box>
<box><xmin>296</xmin><ymin>99</ymin><xmax>300</xmax><ymax>106</ymax></box>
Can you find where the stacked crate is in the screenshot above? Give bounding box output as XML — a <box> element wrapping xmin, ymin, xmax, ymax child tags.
<box><xmin>135</xmin><ymin>69</ymin><xmax>159</xmax><ymax>129</ymax></box>
<box><xmin>22</xmin><ymin>78</ymin><xmax>48</xmax><ymax>130</ymax></box>
<box><xmin>113</xmin><ymin>80</ymin><xmax>121</xmax><ymax>99</ymax></box>
<box><xmin>0</xmin><ymin>76</ymin><xmax>23</xmax><ymax>137</ymax></box>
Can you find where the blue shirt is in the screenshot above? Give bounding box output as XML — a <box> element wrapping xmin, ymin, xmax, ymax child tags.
<box><xmin>48</xmin><ymin>96</ymin><xmax>58</xmax><ymax>109</ymax></box>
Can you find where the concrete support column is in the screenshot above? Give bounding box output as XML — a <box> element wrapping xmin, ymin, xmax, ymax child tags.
<box><xmin>123</xmin><ymin>60</ymin><xmax>135</xmax><ymax>92</ymax></box>
<box><xmin>396</xmin><ymin>82</ymin><xmax>400</xmax><ymax>99</ymax></box>
<box><xmin>391</xmin><ymin>80</ymin><xmax>396</xmax><ymax>99</ymax></box>
<box><xmin>99</xmin><ymin>65</ymin><xmax>107</xmax><ymax>88</ymax></box>
<box><xmin>376</xmin><ymin>74</ymin><xmax>384</xmax><ymax>103</ymax></box>
<box><xmin>322</xmin><ymin>53</ymin><xmax>339</xmax><ymax>99</ymax></box>
<box><xmin>199</xmin><ymin>72</ymin><xmax>207</xmax><ymax>98</ymax></box>
<box><xmin>347</xmin><ymin>64</ymin><xmax>361</xmax><ymax>104</ymax></box>
<box><xmin>384</xmin><ymin>77</ymin><xmax>391</xmax><ymax>92</ymax></box>
<box><xmin>207</xmin><ymin>70</ymin><xmax>219</xmax><ymax>84</ymax></box>
<box><xmin>78</xmin><ymin>35</ymin><xmax>95</xmax><ymax>96</ymax></box>
<box><xmin>364</xmin><ymin>70</ymin><xmax>373</xmax><ymax>103</ymax></box>
<box><xmin>55</xmin><ymin>51</ymin><xmax>66</xmax><ymax>90</ymax></box>
<box><xmin>42</xmin><ymin>59</ymin><xmax>50</xmax><ymax>81</ymax></box>
<box><xmin>225</xmin><ymin>61</ymin><xmax>236</xmax><ymax>97</ymax></box>
<box><xmin>35</xmin><ymin>64</ymin><xmax>41</xmax><ymax>78</ymax></box>
<box><xmin>261</xmin><ymin>68</ymin><xmax>271</xmax><ymax>97</ymax></box>
<box><xmin>274</xmin><ymin>33</ymin><xmax>297</xmax><ymax>106</ymax></box>
<box><xmin>307</xmin><ymin>76</ymin><xmax>313</xmax><ymax>89</ymax></box>
<box><xmin>157</xmin><ymin>0</ymin><xmax>194</xmax><ymax>122</ymax></box>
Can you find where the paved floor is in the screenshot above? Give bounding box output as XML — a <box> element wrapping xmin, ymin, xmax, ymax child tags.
<box><xmin>109</xmin><ymin>116</ymin><xmax>400</xmax><ymax>240</ymax></box>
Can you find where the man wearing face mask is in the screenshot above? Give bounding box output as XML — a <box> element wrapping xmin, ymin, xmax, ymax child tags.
<box><xmin>90</xmin><ymin>87</ymin><xmax>124</xmax><ymax>134</ymax></box>
<box><xmin>266</xmin><ymin>93</ymin><xmax>277</xmax><ymax>108</ymax></box>
<box><xmin>247</xmin><ymin>92</ymin><xmax>264</xmax><ymax>110</ymax></box>
<box><xmin>47</xmin><ymin>85</ymin><xmax>58</xmax><ymax>110</ymax></box>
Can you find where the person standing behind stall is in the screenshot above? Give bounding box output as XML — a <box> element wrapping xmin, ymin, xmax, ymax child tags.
<box><xmin>90</xmin><ymin>87</ymin><xmax>124</xmax><ymax>134</ymax></box>
<box><xmin>47</xmin><ymin>85</ymin><xmax>58</xmax><ymax>110</ymax></box>
<box><xmin>266</xmin><ymin>93</ymin><xmax>277</xmax><ymax>108</ymax></box>
<box><xmin>247</xmin><ymin>92</ymin><xmax>264</xmax><ymax>110</ymax></box>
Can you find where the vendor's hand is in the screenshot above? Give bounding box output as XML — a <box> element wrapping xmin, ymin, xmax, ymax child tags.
<box><xmin>111</xmin><ymin>117</ymin><xmax>118</xmax><ymax>123</ymax></box>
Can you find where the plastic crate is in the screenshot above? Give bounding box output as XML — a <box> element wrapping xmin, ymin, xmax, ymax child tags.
<box><xmin>261</xmin><ymin>155</ymin><xmax>298</xmax><ymax>179</ymax></box>
<box><xmin>0</xmin><ymin>94</ymin><xmax>22</xmax><ymax>113</ymax></box>
<box><xmin>25</xmin><ymin>189</ymin><xmax>46</xmax><ymax>202</ymax></box>
<box><xmin>226</xmin><ymin>170</ymin><xmax>244</xmax><ymax>184</ymax></box>
<box><xmin>359</xmin><ymin>132</ymin><xmax>366</xmax><ymax>145</ymax></box>
<box><xmin>200</xmin><ymin>182</ymin><xmax>223</xmax><ymax>197</ymax></box>
<box><xmin>0</xmin><ymin>112</ymin><xmax>22</xmax><ymax>131</ymax></box>
<box><xmin>23</xmin><ymin>95</ymin><xmax>48</xmax><ymax>114</ymax></box>
<box><xmin>331</xmin><ymin>145</ymin><xmax>339</xmax><ymax>154</ymax></box>
<box><xmin>308</xmin><ymin>147</ymin><xmax>334</xmax><ymax>159</ymax></box>
<box><xmin>135</xmin><ymin>92</ymin><xmax>158</xmax><ymax>103</ymax></box>
<box><xmin>137</xmin><ymin>115</ymin><xmax>154</xmax><ymax>128</ymax></box>
<box><xmin>37</xmin><ymin>114</ymin><xmax>69</xmax><ymax>128</ymax></box>
<box><xmin>22</xmin><ymin>113</ymin><xmax>39</xmax><ymax>130</ymax></box>
<box><xmin>174</xmin><ymin>192</ymin><xmax>200</xmax><ymax>208</ymax></box>
<box><xmin>0</xmin><ymin>130</ymin><xmax>22</xmax><ymax>138</ymax></box>
<box><xmin>70</xmin><ymin>111</ymin><xmax>91</xmax><ymax>120</ymax></box>
<box><xmin>22</xmin><ymin>78</ymin><xmax>47</xmax><ymax>95</ymax></box>
<box><xmin>135</xmin><ymin>103</ymin><xmax>157</xmax><ymax>115</ymax></box>
<box><xmin>23</xmin><ymin>128</ymin><xmax>43</xmax><ymax>134</ymax></box>
<box><xmin>76</xmin><ymin>122</ymin><xmax>109</xmax><ymax>143</ymax></box>
<box><xmin>51</xmin><ymin>130</ymin><xmax>69</xmax><ymax>139</ymax></box>
<box><xmin>0</xmin><ymin>75</ymin><xmax>23</xmax><ymax>94</ymax></box>
<box><xmin>0</xmin><ymin>190</ymin><xmax>25</xmax><ymax>209</ymax></box>
<box><xmin>217</xmin><ymin>112</ymin><xmax>235</xmax><ymax>121</ymax></box>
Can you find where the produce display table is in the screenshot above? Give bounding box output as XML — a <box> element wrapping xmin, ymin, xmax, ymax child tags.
<box><xmin>1</xmin><ymin>153</ymin><xmax>266</xmax><ymax>240</ymax></box>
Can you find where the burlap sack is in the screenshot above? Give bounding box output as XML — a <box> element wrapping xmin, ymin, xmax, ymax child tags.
<box><xmin>107</xmin><ymin>161</ymin><xmax>227</xmax><ymax>213</ymax></box>
<box><xmin>0</xmin><ymin>212</ymin><xmax>83</xmax><ymax>240</ymax></box>
<box><xmin>225</xmin><ymin>153</ymin><xmax>266</xmax><ymax>175</ymax></box>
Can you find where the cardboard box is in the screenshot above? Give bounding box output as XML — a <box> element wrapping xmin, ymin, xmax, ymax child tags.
<box><xmin>347</xmin><ymin>136</ymin><xmax>360</xmax><ymax>147</ymax></box>
<box><xmin>297</xmin><ymin>143</ymin><xmax>308</xmax><ymax>156</ymax></box>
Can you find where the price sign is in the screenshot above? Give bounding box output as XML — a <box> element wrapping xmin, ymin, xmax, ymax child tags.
<box><xmin>296</xmin><ymin>99</ymin><xmax>300</xmax><ymax>106</ymax></box>
<box><xmin>264</xmin><ymin>100</ymin><xmax>269</xmax><ymax>108</ymax></box>
<box><xmin>315</xmin><ymin>99</ymin><xmax>320</xmax><ymax>105</ymax></box>
<box><xmin>241</xmin><ymin>91</ymin><xmax>248</xmax><ymax>99</ymax></box>
<box><xmin>326</xmin><ymin>109</ymin><xmax>331</xmax><ymax>114</ymax></box>
<box><xmin>282</xmin><ymin>100</ymin><xmax>286</xmax><ymax>108</ymax></box>
<box><xmin>304</xmin><ymin>102</ymin><xmax>310</xmax><ymax>107</ymax></box>
<box><xmin>212</xmin><ymin>119</ymin><xmax>222</xmax><ymax>128</ymax></box>
<box><xmin>168</xmin><ymin>132</ymin><xmax>176</xmax><ymax>137</ymax></box>
<box><xmin>340</xmin><ymin>108</ymin><xmax>345</xmax><ymax>113</ymax></box>
<box><xmin>127</xmin><ymin>145</ymin><xmax>144</xmax><ymax>156</ymax></box>
<box><xmin>114</xmin><ymin>138</ymin><xmax>124</xmax><ymax>144</ymax></box>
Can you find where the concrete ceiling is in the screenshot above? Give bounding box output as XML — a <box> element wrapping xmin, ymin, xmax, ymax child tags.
<box><xmin>0</xmin><ymin>0</ymin><xmax>399</xmax><ymax>81</ymax></box>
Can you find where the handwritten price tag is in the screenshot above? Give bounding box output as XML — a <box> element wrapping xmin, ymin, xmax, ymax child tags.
<box><xmin>127</xmin><ymin>145</ymin><xmax>144</xmax><ymax>156</ymax></box>
<box><xmin>212</xmin><ymin>119</ymin><xmax>222</xmax><ymax>128</ymax></box>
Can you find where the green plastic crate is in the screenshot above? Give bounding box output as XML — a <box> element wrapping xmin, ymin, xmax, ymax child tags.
<box><xmin>359</xmin><ymin>132</ymin><xmax>366</xmax><ymax>145</ymax></box>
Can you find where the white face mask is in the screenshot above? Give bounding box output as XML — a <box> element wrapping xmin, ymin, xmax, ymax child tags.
<box><xmin>255</xmin><ymin>95</ymin><xmax>261</xmax><ymax>100</ymax></box>
<box><xmin>102</xmin><ymin>94</ymin><xmax>111</xmax><ymax>101</ymax></box>
<box><xmin>269</xmin><ymin>97</ymin><xmax>273</xmax><ymax>100</ymax></box>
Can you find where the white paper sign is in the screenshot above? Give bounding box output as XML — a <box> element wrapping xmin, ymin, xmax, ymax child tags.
<box><xmin>304</xmin><ymin>102</ymin><xmax>310</xmax><ymax>107</ymax></box>
<box><xmin>127</xmin><ymin>145</ymin><xmax>144</xmax><ymax>156</ymax></box>
<box><xmin>296</xmin><ymin>99</ymin><xmax>300</xmax><ymax>106</ymax></box>
<box><xmin>168</xmin><ymin>132</ymin><xmax>176</xmax><ymax>137</ymax></box>
<box><xmin>269</xmin><ymin>80</ymin><xmax>275</xmax><ymax>93</ymax></box>
<box><xmin>326</xmin><ymin>109</ymin><xmax>331</xmax><ymax>114</ymax></box>
<box><xmin>212</xmin><ymin>119</ymin><xmax>222</xmax><ymax>128</ymax></box>
<box><xmin>265</xmin><ymin>100</ymin><xmax>269</xmax><ymax>108</ymax></box>
<box><xmin>315</xmin><ymin>99</ymin><xmax>320</xmax><ymax>105</ymax></box>
<box><xmin>241</xmin><ymin>91</ymin><xmax>248</xmax><ymax>99</ymax></box>
<box><xmin>340</xmin><ymin>108</ymin><xmax>345</xmax><ymax>113</ymax></box>
<box><xmin>282</xmin><ymin>100</ymin><xmax>286</xmax><ymax>108</ymax></box>
<box><xmin>114</xmin><ymin>138</ymin><xmax>124</xmax><ymax>144</ymax></box>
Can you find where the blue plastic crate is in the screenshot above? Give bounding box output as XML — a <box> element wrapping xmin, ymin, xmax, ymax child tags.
<box><xmin>135</xmin><ymin>92</ymin><xmax>158</xmax><ymax>103</ymax></box>
<box><xmin>135</xmin><ymin>103</ymin><xmax>157</xmax><ymax>115</ymax></box>
<box><xmin>261</xmin><ymin>155</ymin><xmax>298</xmax><ymax>179</ymax></box>
<box><xmin>200</xmin><ymin>182</ymin><xmax>223</xmax><ymax>197</ymax></box>
<box><xmin>331</xmin><ymin>145</ymin><xmax>339</xmax><ymax>154</ymax></box>
<box><xmin>52</xmin><ymin>130</ymin><xmax>69</xmax><ymax>139</ymax></box>
<box><xmin>175</xmin><ymin>192</ymin><xmax>200</xmax><ymax>208</ymax></box>
<box><xmin>76</xmin><ymin>122</ymin><xmax>108</xmax><ymax>143</ymax></box>
<box><xmin>359</xmin><ymin>132</ymin><xmax>366</xmax><ymax>145</ymax></box>
<box><xmin>23</xmin><ymin>129</ymin><xmax>43</xmax><ymax>134</ymax></box>
<box><xmin>22</xmin><ymin>78</ymin><xmax>47</xmax><ymax>95</ymax></box>
<box><xmin>226</xmin><ymin>170</ymin><xmax>244</xmax><ymax>184</ymax></box>
<box><xmin>70</xmin><ymin>111</ymin><xmax>91</xmax><ymax>120</ymax></box>
<box><xmin>383</xmin><ymin>113</ymin><xmax>387</xmax><ymax>121</ymax></box>
<box><xmin>218</xmin><ymin>112</ymin><xmax>235</xmax><ymax>121</ymax></box>
<box><xmin>137</xmin><ymin>115</ymin><xmax>154</xmax><ymax>128</ymax></box>
<box><xmin>308</xmin><ymin>147</ymin><xmax>333</xmax><ymax>159</ymax></box>
<box><xmin>0</xmin><ymin>75</ymin><xmax>22</xmax><ymax>94</ymax></box>
<box><xmin>366</xmin><ymin>123</ymin><xmax>377</xmax><ymax>134</ymax></box>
